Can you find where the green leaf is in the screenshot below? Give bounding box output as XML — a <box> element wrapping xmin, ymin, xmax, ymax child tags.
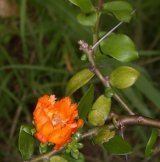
<box><xmin>110</xmin><ymin>66</ymin><xmax>140</xmax><ymax>89</ymax></box>
<box><xmin>50</xmin><ymin>156</ymin><xmax>68</xmax><ymax>162</ymax></box>
<box><xmin>62</xmin><ymin>153</ymin><xmax>85</xmax><ymax>162</ymax></box>
<box><xmin>18</xmin><ymin>125</ymin><xmax>35</xmax><ymax>160</ymax></box>
<box><xmin>103</xmin><ymin>1</ymin><xmax>133</xmax><ymax>22</ymax></box>
<box><xmin>78</xmin><ymin>85</ymin><xmax>94</xmax><ymax>120</ymax></box>
<box><xmin>39</xmin><ymin>143</ymin><xmax>48</xmax><ymax>154</ymax></box>
<box><xmin>103</xmin><ymin>135</ymin><xmax>133</xmax><ymax>155</ymax></box>
<box><xmin>145</xmin><ymin>129</ymin><xmax>158</xmax><ymax>157</ymax></box>
<box><xmin>66</xmin><ymin>68</ymin><xmax>94</xmax><ymax>96</ymax></box>
<box><xmin>93</xmin><ymin>126</ymin><xmax>115</xmax><ymax>144</ymax></box>
<box><xmin>68</xmin><ymin>0</ymin><xmax>94</xmax><ymax>13</ymax></box>
<box><xmin>20</xmin><ymin>124</ymin><xmax>35</xmax><ymax>135</ymax></box>
<box><xmin>100</xmin><ymin>33</ymin><xmax>139</xmax><ymax>62</ymax></box>
<box><xmin>77</xmin><ymin>12</ymin><xmax>97</xmax><ymax>26</ymax></box>
<box><xmin>88</xmin><ymin>95</ymin><xmax>111</xmax><ymax>126</ymax></box>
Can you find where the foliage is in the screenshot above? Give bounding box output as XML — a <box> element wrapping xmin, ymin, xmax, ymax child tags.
<box><xmin>0</xmin><ymin>0</ymin><xmax>160</xmax><ymax>162</ymax></box>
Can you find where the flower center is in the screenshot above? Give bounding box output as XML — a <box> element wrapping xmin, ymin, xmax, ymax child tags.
<box><xmin>52</xmin><ymin>114</ymin><xmax>64</xmax><ymax>126</ymax></box>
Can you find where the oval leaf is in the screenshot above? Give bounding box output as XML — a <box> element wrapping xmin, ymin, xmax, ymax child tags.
<box><xmin>88</xmin><ymin>95</ymin><xmax>111</xmax><ymax>126</ymax></box>
<box><xmin>145</xmin><ymin>129</ymin><xmax>158</xmax><ymax>157</ymax></box>
<box><xmin>66</xmin><ymin>68</ymin><xmax>94</xmax><ymax>96</ymax></box>
<box><xmin>101</xmin><ymin>33</ymin><xmax>139</xmax><ymax>62</ymax></box>
<box><xmin>18</xmin><ymin>125</ymin><xmax>35</xmax><ymax>160</ymax></box>
<box><xmin>110</xmin><ymin>66</ymin><xmax>140</xmax><ymax>89</ymax></box>
<box><xmin>103</xmin><ymin>1</ymin><xmax>133</xmax><ymax>22</ymax></box>
<box><xmin>68</xmin><ymin>0</ymin><xmax>94</xmax><ymax>13</ymax></box>
<box><xmin>78</xmin><ymin>85</ymin><xmax>94</xmax><ymax>120</ymax></box>
<box><xmin>103</xmin><ymin>135</ymin><xmax>133</xmax><ymax>155</ymax></box>
<box><xmin>93</xmin><ymin>126</ymin><xmax>115</xmax><ymax>144</ymax></box>
<box><xmin>50</xmin><ymin>156</ymin><xmax>68</xmax><ymax>162</ymax></box>
<box><xmin>77</xmin><ymin>12</ymin><xmax>97</xmax><ymax>26</ymax></box>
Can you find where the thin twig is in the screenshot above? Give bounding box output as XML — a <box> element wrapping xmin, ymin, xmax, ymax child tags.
<box><xmin>25</xmin><ymin>114</ymin><xmax>160</xmax><ymax>162</ymax></box>
<box><xmin>78</xmin><ymin>40</ymin><xmax>134</xmax><ymax>115</ymax></box>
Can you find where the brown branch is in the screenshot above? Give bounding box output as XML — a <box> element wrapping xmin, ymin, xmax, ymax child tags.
<box><xmin>117</xmin><ymin>115</ymin><xmax>160</xmax><ymax>129</ymax></box>
<box><xmin>24</xmin><ymin>114</ymin><xmax>160</xmax><ymax>162</ymax></box>
<box><xmin>78</xmin><ymin>40</ymin><xmax>134</xmax><ymax>115</ymax></box>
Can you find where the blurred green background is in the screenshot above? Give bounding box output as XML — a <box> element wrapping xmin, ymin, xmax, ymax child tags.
<box><xmin>0</xmin><ymin>0</ymin><xmax>160</xmax><ymax>161</ymax></box>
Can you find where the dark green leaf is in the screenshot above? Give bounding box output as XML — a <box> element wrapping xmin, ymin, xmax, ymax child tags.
<box><xmin>18</xmin><ymin>125</ymin><xmax>35</xmax><ymax>160</ymax></box>
<box><xmin>103</xmin><ymin>1</ymin><xmax>133</xmax><ymax>22</ymax></box>
<box><xmin>66</xmin><ymin>68</ymin><xmax>94</xmax><ymax>96</ymax></box>
<box><xmin>101</xmin><ymin>34</ymin><xmax>139</xmax><ymax>62</ymax></box>
<box><xmin>20</xmin><ymin>124</ymin><xmax>35</xmax><ymax>135</ymax></box>
<box><xmin>110</xmin><ymin>66</ymin><xmax>140</xmax><ymax>89</ymax></box>
<box><xmin>145</xmin><ymin>129</ymin><xmax>158</xmax><ymax>157</ymax></box>
<box><xmin>77</xmin><ymin>12</ymin><xmax>97</xmax><ymax>26</ymax></box>
<box><xmin>78</xmin><ymin>85</ymin><xmax>94</xmax><ymax>120</ymax></box>
<box><xmin>68</xmin><ymin>0</ymin><xmax>94</xmax><ymax>13</ymax></box>
<box><xmin>103</xmin><ymin>135</ymin><xmax>133</xmax><ymax>155</ymax></box>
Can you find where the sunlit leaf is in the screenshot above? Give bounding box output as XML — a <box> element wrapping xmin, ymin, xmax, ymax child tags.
<box><xmin>18</xmin><ymin>125</ymin><xmax>35</xmax><ymax>160</ymax></box>
<box><xmin>110</xmin><ymin>66</ymin><xmax>140</xmax><ymax>89</ymax></box>
<box><xmin>39</xmin><ymin>143</ymin><xmax>48</xmax><ymax>154</ymax></box>
<box><xmin>78</xmin><ymin>85</ymin><xmax>94</xmax><ymax>120</ymax></box>
<box><xmin>68</xmin><ymin>0</ymin><xmax>94</xmax><ymax>13</ymax></box>
<box><xmin>145</xmin><ymin>129</ymin><xmax>158</xmax><ymax>157</ymax></box>
<box><xmin>103</xmin><ymin>1</ymin><xmax>133</xmax><ymax>22</ymax></box>
<box><xmin>103</xmin><ymin>135</ymin><xmax>133</xmax><ymax>155</ymax></box>
<box><xmin>88</xmin><ymin>95</ymin><xmax>111</xmax><ymax>126</ymax></box>
<box><xmin>100</xmin><ymin>34</ymin><xmax>139</xmax><ymax>62</ymax></box>
<box><xmin>66</xmin><ymin>68</ymin><xmax>94</xmax><ymax>96</ymax></box>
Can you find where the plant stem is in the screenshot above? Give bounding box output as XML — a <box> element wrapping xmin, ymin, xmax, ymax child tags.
<box><xmin>78</xmin><ymin>40</ymin><xmax>134</xmax><ymax>115</ymax></box>
<box><xmin>25</xmin><ymin>115</ymin><xmax>160</xmax><ymax>162</ymax></box>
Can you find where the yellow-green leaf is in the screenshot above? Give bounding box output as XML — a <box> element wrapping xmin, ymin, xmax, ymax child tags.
<box><xmin>110</xmin><ymin>66</ymin><xmax>140</xmax><ymax>89</ymax></box>
<box><xmin>94</xmin><ymin>126</ymin><xmax>115</xmax><ymax>144</ymax></box>
<box><xmin>88</xmin><ymin>95</ymin><xmax>111</xmax><ymax>126</ymax></box>
<box><xmin>66</xmin><ymin>69</ymin><xmax>94</xmax><ymax>96</ymax></box>
<box><xmin>50</xmin><ymin>156</ymin><xmax>68</xmax><ymax>162</ymax></box>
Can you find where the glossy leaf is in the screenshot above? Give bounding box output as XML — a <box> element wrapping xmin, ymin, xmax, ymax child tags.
<box><xmin>110</xmin><ymin>66</ymin><xmax>140</xmax><ymax>89</ymax></box>
<box><xmin>103</xmin><ymin>135</ymin><xmax>133</xmax><ymax>155</ymax></box>
<box><xmin>66</xmin><ymin>68</ymin><xmax>94</xmax><ymax>96</ymax></box>
<box><xmin>18</xmin><ymin>125</ymin><xmax>35</xmax><ymax>160</ymax></box>
<box><xmin>78</xmin><ymin>85</ymin><xmax>94</xmax><ymax>120</ymax></box>
<box><xmin>145</xmin><ymin>129</ymin><xmax>158</xmax><ymax>157</ymax></box>
<box><xmin>77</xmin><ymin>12</ymin><xmax>97</xmax><ymax>26</ymax></box>
<box><xmin>88</xmin><ymin>95</ymin><xmax>111</xmax><ymax>126</ymax></box>
<box><xmin>100</xmin><ymin>34</ymin><xmax>139</xmax><ymax>62</ymax></box>
<box><xmin>93</xmin><ymin>126</ymin><xmax>115</xmax><ymax>144</ymax></box>
<box><xmin>50</xmin><ymin>156</ymin><xmax>68</xmax><ymax>162</ymax></box>
<box><xmin>103</xmin><ymin>1</ymin><xmax>133</xmax><ymax>22</ymax></box>
<box><xmin>68</xmin><ymin>0</ymin><xmax>94</xmax><ymax>13</ymax></box>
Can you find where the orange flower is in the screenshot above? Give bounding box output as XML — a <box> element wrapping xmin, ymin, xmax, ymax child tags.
<box><xmin>33</xmin><ymin>95</ymin><xmax>83</xmax><ymax>150</ymax></box>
